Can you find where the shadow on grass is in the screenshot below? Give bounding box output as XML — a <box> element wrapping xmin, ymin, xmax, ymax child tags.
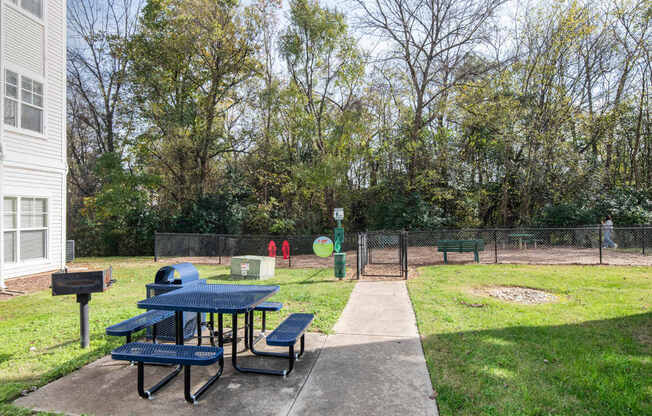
<box><xmin>0</xmin><ymin>354</ymin><xmax>11</xmax><ymax>365</ymax></box>
<box><xmin>423</xmin><ymin>312</ymin><xmax>651</xmax><ymax>415</ymax></box>
<box><xmin>1</xmin><ymin>340</ymin><xmax>118</xmax><ymax>403</ymax></box>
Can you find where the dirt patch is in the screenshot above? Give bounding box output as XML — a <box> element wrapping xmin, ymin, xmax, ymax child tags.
<box><xmin>472</xmin><ymin>286</ymin><xmax>558</xmax><ymax>304</ymax></box>
<box><xmin>403</xmin><ymin>246</ymin><xmax>652</xmax><ymax>266</ymax></box>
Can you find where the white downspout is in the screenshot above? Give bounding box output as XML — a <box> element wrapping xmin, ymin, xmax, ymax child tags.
<box><xmin>62</xmin><ymin>0</ymin><xmax>68</xmax><ymax>270</ymax></box>
<box><xmin>0</xmin><ymin>4</ymin><xmax>6</xmax><ymax>290</ymax></box>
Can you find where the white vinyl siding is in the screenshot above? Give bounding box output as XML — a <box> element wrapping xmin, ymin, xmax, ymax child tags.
<box><xmin>3</xmin><ymin>70</ymin><xmax>44</xmax><ymax>133</ymax></box>
<box><xmin>3</xmin><ymin>196</ymin><xmax>48</xmax><ymax>263</ymax></box>
<box><xmin>1</xmin><ymin>0</ymin><xmax>66</xmax><ymax>282</ymax></box>
<box><xmin>7</xmin><ymin>0</ymin><xmax>43</xmax><ymax>19</ymax></box>
<box><xmin>3</xmin><ymin>3</ymin><xmax>45</xmax><ymax>74</ymax></box>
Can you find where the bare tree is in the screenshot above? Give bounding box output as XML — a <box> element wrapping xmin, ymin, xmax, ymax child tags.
<box><xmin>67</xmin><ymin>0</ymin><xmax>143</xmax><ymax>195</ymax></box>
<box><xmin>352</xmin><ymin>0</ymin><xmax>506</xmax><ymax>180</ymax></box>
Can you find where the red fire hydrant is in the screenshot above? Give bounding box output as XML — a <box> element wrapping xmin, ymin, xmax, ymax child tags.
<box><xmin>268</xmin><ymin>240</ymin><xmax>277</xmax><ymax>257</ymax></box>
<box><xmin>282</xmin><ymin>240</ymin><xmax>290</xmax><ymax>260</ymax></box>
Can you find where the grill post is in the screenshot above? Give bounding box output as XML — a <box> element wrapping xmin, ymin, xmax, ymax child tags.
<box><xmin>77</xmin><ymin>293</ymin><xmax>91</xmax><ymax>348</ymax></box>
<box><xmin>642</xmin><ymin>226</ymin><xmax>646</xmax><ymax>256</ymax></box>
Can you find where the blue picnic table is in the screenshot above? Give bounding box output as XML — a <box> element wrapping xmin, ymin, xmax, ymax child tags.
<box><xmin>137</xmin><ymin>282</ymin><xmax>283</xmax><ymax>376</ymax></box>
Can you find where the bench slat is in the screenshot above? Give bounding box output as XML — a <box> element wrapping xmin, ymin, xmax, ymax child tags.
<box><xmin>112</xmin><ymin>342</ymin><xmax>223</xmax><ymax>366</ymax></box>
<box><xmin>266</xmin><ymin>313</ymin><xmax>314</xmax><ymax>347</ymax></box>
<box><xmin>106</xmin><ymin>310</ymin><xmax>175</xmax><ymax>336</ymax></box>
<box><xmin>437</xmin><ymin>239</ymin><xmax>485</xmax><ymax>252</ymax></box>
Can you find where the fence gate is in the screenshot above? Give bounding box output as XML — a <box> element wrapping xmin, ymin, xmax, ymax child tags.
<box><xmin>357</xmin><ymin>231</ymin><xmax>407</xmax><ymax>279</ymax></box>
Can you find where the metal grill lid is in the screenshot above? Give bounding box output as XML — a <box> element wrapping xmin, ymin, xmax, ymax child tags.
<box><xmin>154</xmin><ymin>262</ymin><xmax>199</xmax><ymax>284</ymax></box>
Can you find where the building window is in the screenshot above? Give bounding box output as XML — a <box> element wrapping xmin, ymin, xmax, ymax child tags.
<box><xmin>4</xmin><ymin>70</ymin><xmax>18</xmax><ymax>127</ymax></box>
<box><xmin>8</xmin><ymin>0</ymin><xmax>43</xmax><ymax>19</ymax></box>
<box><xmin>3</xmin><ymin>70</ymin><xmax>44</xmax><ymax>133</ymax></box>
<box><xmin>3</xmin><ymin>198</ymin><xmax>17</xmax><ymax>263</ymax></box>
<box><xmin>3</xmin><ymin>197</ymin><xmax>48</xmax><ymax>263</ymax></box>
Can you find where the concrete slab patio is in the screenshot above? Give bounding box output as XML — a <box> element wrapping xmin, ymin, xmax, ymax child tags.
<box><xmin>15</xmin><ymin>281</ymin><xmax>437</xmax><ymax>416</ymax></box>
<box><xmin>14</xmin><ymin>333</ymin><xmax>326</xmax><ymax>416</ymax></box>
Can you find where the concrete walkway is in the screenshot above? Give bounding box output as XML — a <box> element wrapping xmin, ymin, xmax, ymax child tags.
<box><xmin>15</xmin><ymin>281</ymin><xmax>437</xmax><ymax>415</ymax></box>
<box><xmin>288</xmin><ymin>281</ymin><xmax>438</xmax><ymax>415</ymax></box>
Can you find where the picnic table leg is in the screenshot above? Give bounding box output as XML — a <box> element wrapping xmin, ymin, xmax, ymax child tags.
<box><xmin>196</xmin><ymin>312</ymin><xmax>202</xmax><ymax>346</ymax></box>
<box><xmin>183</xmin><ymin>357</ymin><xmax>224</xmax><ymax>404</ymax></box>
<box><xmin>243</xmin><ymin>312</ymin><xmax>249</xmax><ymax>349</ymax></box>
<box><xmin>209</xmin><ymin>313</ymin><xmax>215</xmax><ymax>346</ymax></box>
<box><xmin>231</xmin><ymin>312</ymin><xmax>287</xmax><ymax>376</ymax></box>
<box><xmin>249</xmin><ymin>309</ymin><xmax>292</xmax><ymax>359</ymax></box>
<box><xmin>175</xmin><ymin>311</ymin><xmax>184</xmax><ymax>345</ymax></box>
<box><xmin>218</xmin><ymin>313</ymin><xmax>224</xmax><ymax>347</ymax></box>
<box><xmin>443</xmin><ymin>252</ymin><xmax>448</xmax><ymax>264</ymax></box>
<box><xmin>137</xmin><ymin>361</ymin><xmax>182</xmax><ymax>399</ymax></box>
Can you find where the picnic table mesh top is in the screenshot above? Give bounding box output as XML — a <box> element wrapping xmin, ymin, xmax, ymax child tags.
<box><xmin>137</xmin><ymin>283</ymin><xmax>280</xmax><ymax>314</ymax></box>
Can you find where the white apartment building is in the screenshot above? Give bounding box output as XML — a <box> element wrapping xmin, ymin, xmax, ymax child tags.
<box><xmin>0</xmin><ymin>0</ymin><xmax>66</xmax><ymax>288</ymax></box>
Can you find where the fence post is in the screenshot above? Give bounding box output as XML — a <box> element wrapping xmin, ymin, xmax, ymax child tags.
<box><xmin>404</xmin><ymin>231</ymin><xmax>408</xmax><ymax>279</ymax></box>
<box><xmin>216</xmin><ymin>234</ymin><xmax>221</xmax><ymax>265</ymax></box>
<box><xmin>598</xmin><ymin>226</ymin><xmax>603</xmax><ymax>264</ymax></box>
<box><xmin>154</xmin><ymin>232</ymin><xmax>158</xmax><ymax>262</ymax></box>
<box><xmin>643</xmin><ymin>226</ymin><xmax>646</xmax><ymax>256</ymax></box>
<box><xmin>356</xmin><ymin>233</ymin><xmax>360</xmax><ymax>280</ymax></box>
<box><xmin>493</xmin><ymin>229</ymin><xmax>498</xmax><ymax>263</ymax></box>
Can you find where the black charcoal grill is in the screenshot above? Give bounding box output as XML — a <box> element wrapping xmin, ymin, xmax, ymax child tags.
<box><xmin>51</xmin><ymin>268</ymin><xmax>114</xmax><ymax>348</ymax></box>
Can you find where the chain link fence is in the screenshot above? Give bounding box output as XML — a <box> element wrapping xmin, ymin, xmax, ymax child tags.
<box><xmin>356</xmin><ymin>231</ymin><xmax>408</xmax><ymax>279</ymax></box>
<box><xmin>154</xmin><ymin>226</ymin><xmax>652</xmax><ymax>277</ymax></box>
<box><xmin>408</xmin><ymin>226</ymin><xmax>651</xmax><ymax>266</ymax></box>
<box><xmin>155</xmin><ymin>232</ymin><xmax>357</xmax><ymax>268</ymax></box>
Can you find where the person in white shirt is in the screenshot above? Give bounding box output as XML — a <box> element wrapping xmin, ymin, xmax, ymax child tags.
<box><xmin>602</xmin><ymin>215</ymin><xmax>617</xmax><ymax>248</ymax></box>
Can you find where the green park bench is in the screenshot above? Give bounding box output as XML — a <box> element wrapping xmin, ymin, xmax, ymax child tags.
<box><xmin>437</xmin><ymin>239</ymin><xmax>485</xmax><ymax>264</ymax></box>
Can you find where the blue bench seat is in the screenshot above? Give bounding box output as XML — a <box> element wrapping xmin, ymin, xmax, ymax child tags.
<box><xmin>111</xmin><ymin>342</ymin><xmax>224</xmax><ymax>404</ymax></box>
<box><xmin>106</xmin><ymin>310</ymin><xmax>174</xmax><ymax>343</ymax></box>
<box><xmin>253</xmin><ymin>301</ymin><xmax>283</xmax><ymax>334</ymax></box>
<box><xmin>267</xmin><ymin>313</ymin><xmax>314</xmax><ymax>346</ymax></box>
<box><xmin>112</xmin><ymin>342</ymin><xmax>223</xmax><ymax>366</ymax></box>
<box><xmin>255</xmin><ymin>301</ymin><xmax>283</xmax><ymax>312</ymax></box>
<box><xmin>263</xmin><ymin>313</ymin><xmax>314</xmax><ymax>375</ymax></box>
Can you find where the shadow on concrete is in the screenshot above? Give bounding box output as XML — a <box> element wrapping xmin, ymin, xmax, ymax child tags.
<box><xmin>422</xmin><ymin>312</ymin><xmax>651</xmax><ymax>415</ymax></box>
<box><xmin>12</xmin><ymin>332</ymin><xmax>437</xmax><ymax>416</ymax></box>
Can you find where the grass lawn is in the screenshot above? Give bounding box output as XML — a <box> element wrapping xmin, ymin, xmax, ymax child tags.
<box><xmin>407</xmin><ymin>264</ymin><xmax>651</xmax><ymax>416</ymax></box>
<box><xmin>0</xmin><ymin>257</ymin><xmax>354</xmax><ymax>414</ymax></box>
